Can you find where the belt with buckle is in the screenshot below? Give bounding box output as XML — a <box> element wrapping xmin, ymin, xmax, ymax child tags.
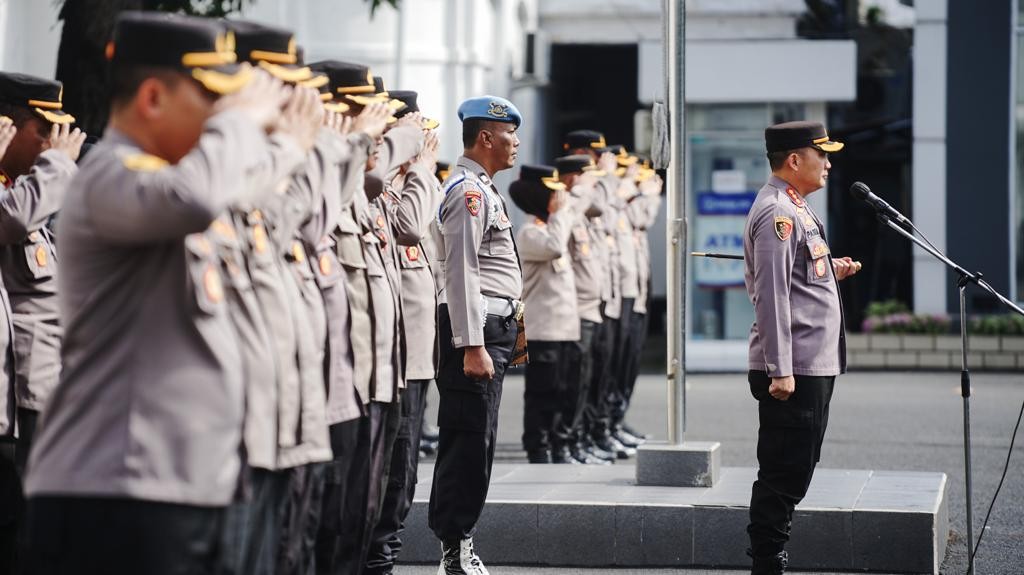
<box><xmin>482</xmin><ymin>295</ymin><xmax>523</xmax><ymax>320</ymax></box>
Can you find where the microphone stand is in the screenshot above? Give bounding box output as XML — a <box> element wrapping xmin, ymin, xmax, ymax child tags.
<box><xmin>876</xmin><ymin>213</ymin><xmax>1024</xmax><ymax>575</ymax></box>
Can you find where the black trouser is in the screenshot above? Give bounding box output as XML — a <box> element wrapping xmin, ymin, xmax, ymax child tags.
<box><xmin>747</xmin><ymin>370</ymin><xmax>835</xmax><ymax>557</ymax></box>
<box><xmin>522</xmin><ymin>341</ymin><xmax>569</xmax><ymax>456</ymax></box>
<box><xmin>428</xmin><ymin>305</ymin><xmax>517</xmax><ymax>543</ymax></box>
<box><xmin>585</xmin><ymin>312</ymin><xmax>617</xmax><ymax>440</ymax></box>
<box><xmin>612</xmin><ymin>309</ymin><xmax>648</xmax><ymax>428</ymax></box>
<box><xmin>316</xmin><ymin>401</ymin><xmax>400</xmax><ymax>575</ymax></box>
<box><xmin>217</xmin><ymin>468</ymin><xmax>290</xmax><ymax>575</ymax></box>
<box><xmin>27</xmin><ymin>496</ymin><xmax>223</xmax><ymax>575</ymax></box>
<box><xmin>560</xmin><ymin>321</ymin><xmax>597</xmax><ymax>445</ymax></box>
<box><xmin>278</xmin><ymin>462</ymin><xmax>328</xmax><ymax>575</ymax></box>
<box><xmin>605</xmin><ymin>298</ymin><xmax>636</xmax><ymax>430</ymax></box>
<box><xmin>365</xmin><ymin>379</ymin><xmax>428</xmax><ymax>574</ymax></box>
<box><xmin>0</xmin><ymin>408</ymin><xmax>38</xmax><ymax>575</ymax></box>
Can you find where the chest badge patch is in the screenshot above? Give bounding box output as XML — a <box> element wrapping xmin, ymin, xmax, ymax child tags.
<box><xmin>319</xmin><ymin>253</ymin><xmax>332</xmax><ymax>276</ymax></box>
<box><xmin>774</xmin><ymin>216</ymin><xmax>794</xmax><ymax>241</ymax></box>
<box><xmin>814</xmin><ymin>257</ymin><xmax>828</xmax><ymax>278</ymax></box>
<box><xmin>785</xmin><ymin>187</ymin><xmax>805</xmax><ymax>207</ymax></box>
<box><xmin>35</xmin><ymin>245</ymin><xmax>47</xmax><ymax>268</ymax></box>
<box><xmin>406</xmin><ymin>246</ymin><xmax>420</xmax><ymax>261</ymax></box>
<box><xmin>465</xmin><ymin>190</ymin><xmax>482</xmax><ymax>216</ymax></box>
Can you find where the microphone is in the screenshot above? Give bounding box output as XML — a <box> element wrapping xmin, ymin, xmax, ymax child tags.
<box><xmin>849</xmin><ymin>181</ymin><xmax>909</xmax><ymax>224</ymax></box>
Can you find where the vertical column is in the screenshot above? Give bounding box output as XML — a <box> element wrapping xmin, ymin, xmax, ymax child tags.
<box><xmin>912</xmin><ymin>0</ymin><xmax>949</xmax><ymax>313</ymax></box>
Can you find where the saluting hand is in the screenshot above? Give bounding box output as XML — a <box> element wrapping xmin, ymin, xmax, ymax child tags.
<box><xmin>832</xmin><ymin>256</ymin><xmax>862</xmax><ymax>281</ymax></box>
<box><xmin>277</xmin><ymin>85</ymin><xmax>323</xmax><ymax>151</ymax></box>
<box><xmin>598</xmin><ymin>151</ymin><xmax>617</xmax><ymax>174</ymax></box>
<box><xmin>464</xmin><ymin>346</ymin><xmax>495</xmax><ymax>381</ymax></box>
<box><xmin>394</xmin><ymin>111</ymin><xmax>424</xmax><ymax>131</ymax></box>
<box><xmin>47</xmin><ymin>121</ymin><xmax>87</xmax><ymax>162</ymax></box>
<box><xmin>769</xmin><ymin>376</ymin><xmax>795</xmax><ymax>401</ymax></box>
<box><xmin>413</xmin><ymin>130</ymin><xmax>439</xmax><ymax>174</ymax></box>
<box><xmin>640</xmin><ymin>174</ymin><xmax>663</xmax><ymax>197</ymax></box>
<box><xmin>215</xmin><ymin>66</ymin><xmax>291</xmax><ymax>130</ymax></box>
<box><xmin>0</xmin><ymin>116</ymin><xmax>16</xmax><ymax>161</ymax></box>
<box><xmin>352</xmin><ymin>102</ymin><xmax>392</xmax><ymax>141</ymax></box>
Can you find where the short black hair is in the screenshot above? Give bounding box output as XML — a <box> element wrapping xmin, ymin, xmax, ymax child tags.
<box><xmin>109</xmin><ymin>64</ymin><xmax>187</xmax><ymax>109</ymax></box>
<box><xmin>462</xmin><ymin>118</ymin><xmax>487</xmax><ymax>149</ymax></box>
<box><xmin>768</xmin><ymin>148</ymin><xmax>801</xmax><ymax>171</ymax></box>
<box><xmin>0</xmin><ymin>103</ymin><xmax>37</xmax><ymax>128</ymax></box>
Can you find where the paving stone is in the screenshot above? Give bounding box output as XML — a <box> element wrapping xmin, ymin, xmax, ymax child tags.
<box><xmin>787</xmin><ymin>509</ymin><xmax>853</xmax><ymax>570</ymax></box>
<box><xmin>1001</xmin><ymin>335</ymin><xmax>1024</xmax><ymax>351</ymax></box>
<box><xmin>901</xmin><ymin>334</ymin><xmax>936</xmax><ymax>351</ymax></box>
<box><xmin>537</xmin><ymin>503</ymin><xmax>615</xmax><ymax>565</ymax></box>
<box><xmin>846</xmin><ymin>334</ymin><xmax>870</xmax><ymax>351</ymax></box>
<box><xmin>636</xmin><ymin>505</ymin><xmax>695</xmax><ymax>566</ymax></box>
<box><xmin>885</xmin><ymin>350</ymin><xmax>919</xmax><ymax>368</ymax></box>
<box><xmin>918</xmin><ymin>351</ymin><xmax>952</xmax><ymax>369</ymax></box>
<box><xmin>850</xmin><ymin>351</ymin><xmax>885</xmax><ymax>368</ymax></box>
<box><xmin>935</xmin><ymin>335</ymin><xmax>962</xmax><ymax>351</ymax></box>
<box><xmin>970</xmin><ymin>336</ymin><xmax>1001</xmax><ymax>351</ymax></box>
<box><xmin>852</xmin><ymin>510</ymin><xmax>938</xmax><ymax>573</ymax></box>
<box><xmin>983</xmin><ymin>352</ymin><xmax>1018</xmax><ymax>370</ymax></box>
<box><xmin>691</xmin><ymin>506</ymin><xmax>750</xmax><ymax>567</ymax></box>
<box><xmin>870</xmin><ymin>334</ymin><xmax>903</xmax><ymax>350</ymax></box>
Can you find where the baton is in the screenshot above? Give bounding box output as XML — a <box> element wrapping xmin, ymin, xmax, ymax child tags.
<box><xmin>690</xmin><ymin>252</ymin><xmax>743</xmax><ymax>261</ymax></box>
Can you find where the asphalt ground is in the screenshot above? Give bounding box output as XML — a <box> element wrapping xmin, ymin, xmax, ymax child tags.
<box><xmin>409</xmin><ymin>369</ymin><xmax>1024</xmax><ymax>575</ymax></box>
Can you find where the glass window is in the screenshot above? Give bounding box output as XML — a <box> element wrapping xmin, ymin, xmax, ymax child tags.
<box><xmin>685</xmin><ymin>103</ymin><xmax>805</xmax><ymax>339</ymax></box>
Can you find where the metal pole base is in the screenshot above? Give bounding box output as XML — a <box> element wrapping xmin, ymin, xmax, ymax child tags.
<box><xmin>636</xmin><ymin>441</ymin><xmax>721</xmax><ymax>487</ymax></box>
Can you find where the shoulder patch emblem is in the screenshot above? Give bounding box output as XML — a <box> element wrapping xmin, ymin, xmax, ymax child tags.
<box><xmin>785</xmin><ymin>187</ymin><xmax>804</xmax><ymax>207</ymax></box>
<box><xmin>774</xmin><ymin>216</ymin><xmax>794</xmax><ymax>241</ymax></box>
<box><xmin>319</xmin><ymin>252</ymin><xmax>332</xmax><ymax>275</ymax></box>
<box><xmin>35</xmin><ymin>244</ymin><xmax>48</xmax><ymax>268</ymax></box>
<box><xmin>406</xmin><ymin>246</ymin><xmax>419</xmax><ymax>261</ymax></box>
<box><xmin>375</xmin><ymin>215</ymin><xmax>386</xmax><ymax>229</ymax></box>
<box><xmin>465</xmin><ymin>190</ymin><xmax>481</xmax><ymax>216</ymax></box>
<box><xmin>291</xmin><ymin>241</ymin><xmax>306</xmax><ymax>263</ymax></box>
<box><xmin>122</xmin><ymin>153</ymin><xmax>169</xmax><ymax>172</ymax></box>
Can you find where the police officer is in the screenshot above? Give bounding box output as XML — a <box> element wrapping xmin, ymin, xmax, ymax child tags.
<box><xmin>562</xmin><ymin>130</ymin><xmax>620</xmax><ymax>462</ymax></box>
<box><xmin>367</xmin><ymin>90</ymin><xmax>443</xmax><ymax>575</ymax></box>
<box><xmin>0</xmin><ymin>73</ymin><xmax>85</xmax><ymax>571</ymax></box>
<box><xmin>429</xmin><ymin>95</ymin><xmax>523</xmax><ymax>575</ymax></box>
<box><xmin>554</xmin><ymin>155</ymin><xmax>609</xmax><ymax>464</ymax></box>
<box><xmin>511</xmin><ymin>164</ymin><xmax>583</xmax><ymax>465</ymax></box>
<box><xmin>744</xmin><ymin>121</ymin><xmax>859</xmax><ymax>575</ymax></box>
<box><xmin>23</xmin><ymin>13</ymin><xmax>296</xmax><ymax>574</ymax></box>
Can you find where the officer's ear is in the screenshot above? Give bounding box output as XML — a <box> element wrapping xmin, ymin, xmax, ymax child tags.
<box><xmin>479</xmin><ymin>127</ymin><xmax>493</xmax><ymax>149</ymax></box>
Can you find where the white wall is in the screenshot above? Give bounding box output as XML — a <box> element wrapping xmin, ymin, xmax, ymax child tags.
<box><xmin>0</xmin><ymin>0</ymin><xmax>63</xmax><ymax>78</ymax></box>
<box><xmin>239</xmin><ymin>0</ymin><xmax>539</xmax><ymax>166</ymax></box>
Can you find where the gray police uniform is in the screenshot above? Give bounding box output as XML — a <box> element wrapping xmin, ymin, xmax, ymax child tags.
<box><xmin>365</xmin><ymin>162</ymin><xmax>441</xmax><ymax>573</ymax></box>
<box><xmin>428</xmin><ymin>155</ymin><xmax>522</xmax><ymax>542</ymax></box>
<box><xmin>26</xmin><ymin>112</ymin><xmax>267</xmax><ymax>506</ymax></box>
<box><xmin>743</xmin><ymin>174</ymin><xmax>846</xmax><ymax>560</ymax></box>
<box><xmin>518</xmin><ymin>198</ymin><xmax>580</xmax><ymax>459</ymax></box>
<box><xmin>0</xmin><ymin>151</ymin><xmax>76</xmax><ymax>419</ymax></box>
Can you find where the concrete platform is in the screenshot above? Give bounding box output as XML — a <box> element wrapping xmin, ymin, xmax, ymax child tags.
<box><xmin>400</xmin><ymin>463</ymin><xmax>949</xmax><ymax>574</ymax></box>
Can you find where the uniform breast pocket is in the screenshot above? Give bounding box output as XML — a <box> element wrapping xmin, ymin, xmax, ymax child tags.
<box><xmin>399</xmin><ymin>245</ymin><xmax>428</xmax><ymax>270</ymax></box>
<box><xmin>805</xmin><ymin>237</ymin><xmax>832</xmax><ymax>284</ymax></box>
<box><xmin>185</xmin><ymin>234</ymin><xmax>225</xmax><ymax>316</ymax></box>
<box><xmin>313</xmin><ymin>247</ymin><xmax>343</xmax><ymax>289</ymax></box>
<box><xmin>362</xmin><ymin>233</ymin><xmax>386</xmax><ymax>278</ymax></box>
<box><xmin>486</xmin><ymin>217</ymin><xmax>515</xmax><ymax>256</ymax></box>
<box><xmin>23</xmin><ymin>232</ymin><xmax>54</xmax><ymax>280</ymax></box>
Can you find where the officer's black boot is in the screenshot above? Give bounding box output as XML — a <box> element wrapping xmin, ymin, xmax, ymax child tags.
<box><xmin>747</xmin><ymin>548</ymin><xmax>789</xmax><ymax>575</ymax></box>
<box><xmin>439</xmin><ymin>538</ymin><xmax>489</xmax><ymax>575</ymax></box>
<box><xmin>526</xmin><ymin>448</ymin><xmax>551</xmax><ymax>464</ymax></box>
<box><xmin>550</xmin><ymin>444</ymin><xmax>579</xmax><ymax>464</ymax></box>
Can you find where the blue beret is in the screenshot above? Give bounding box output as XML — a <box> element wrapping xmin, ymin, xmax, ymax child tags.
<box><xmin>457</xmin><ymin>95</ymin><xmax>522</xmax><ymax>127</ymax></box>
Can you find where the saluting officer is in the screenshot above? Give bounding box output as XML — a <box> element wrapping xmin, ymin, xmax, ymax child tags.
<box><xmin>510</xmin><ymin>164</ymin><xmax>580</xmax><ymax>465</ymax></box>
<box><xmin>429</xmin><ymin>95</ymin><xmax>523</xmax><ymax>575</ymax></box>
<box><xmin>366</xmin><ymin>90</ymin><xmax>443</xmax><ymax>575</ymax></box>
<box><xmin>0</xmin><ymin>73</ymin><xmax>85</xmax><ymax>572</ymax></box>
<box><xmin>23</xmin><ymin>13</ymin><xmax>293</xmax><ymax>574</ymax></box>
<box><xmin>554</xmin><ymin>154</ymin><xmax>609</xmax><ymax>464</ymax></box>
<box><xmin>744</xmin><ymin>121</ymin><xmax>860</xmax><ymax>575</ymax></box>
